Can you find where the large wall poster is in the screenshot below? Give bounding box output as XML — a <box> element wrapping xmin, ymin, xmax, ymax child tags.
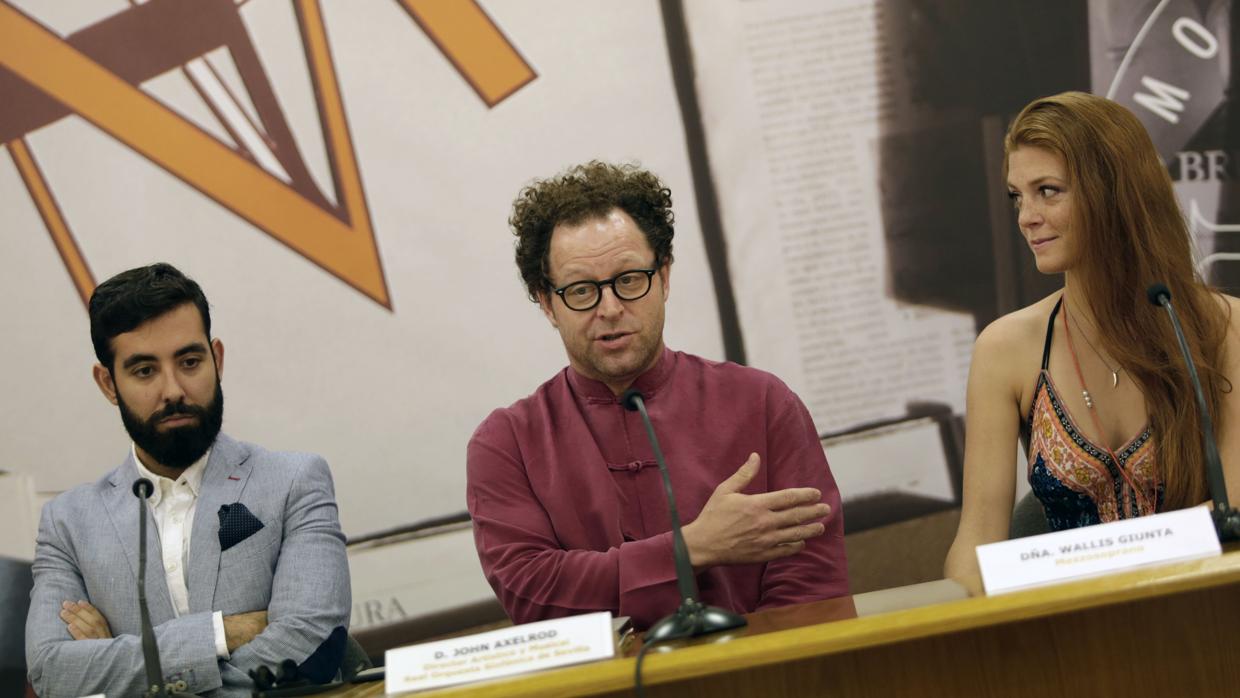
<box><xmin>5</xmin><ymin>0</ymin><xmax>1237</xmax><ymax>561</ymax></box>
<box><xmin>0</xmin><ymin>0</ymin><xmax>727</xmax><ymax>537</ymax></box>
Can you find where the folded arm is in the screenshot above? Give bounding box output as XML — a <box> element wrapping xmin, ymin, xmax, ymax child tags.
<box><xmin>220</xmin><ymin>456</ymin><xmax>351</xmax><ymax>686</ymax></box>
<box><xmin>26</xmin><ymin>503</ymin><xmax>222</xmax><ymax>697</ymax></box>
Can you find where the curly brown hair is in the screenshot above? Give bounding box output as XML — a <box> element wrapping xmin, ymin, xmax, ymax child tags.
<box><xmin>509</xmin><ymin>161</ymin><xmax>675</xmax><ymax>301</ymax></box>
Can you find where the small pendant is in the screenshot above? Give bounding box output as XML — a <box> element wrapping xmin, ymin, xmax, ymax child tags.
<box><xmin>1111</xmin><ymin>370</ymin><xmax>1120</xmax><ymax>388</ymax></box>
<box><xmin>1082</xmin><ymin>389</ymin><xmax>1094</xmax><ymax>409</ymax></box>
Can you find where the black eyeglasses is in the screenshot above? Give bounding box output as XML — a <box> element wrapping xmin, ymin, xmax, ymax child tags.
<box><xmin>553</xmin><ymin>268</ymin><xmax>658</xmax><ymax>311</ymax></box>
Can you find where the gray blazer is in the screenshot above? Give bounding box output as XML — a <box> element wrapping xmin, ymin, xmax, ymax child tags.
<box><xmin>26</xmin><ymin>433</ymin><xmax>351</xmax><ymax>697</ymax></box>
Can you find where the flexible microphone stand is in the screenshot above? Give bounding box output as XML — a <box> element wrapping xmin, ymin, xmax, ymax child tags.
<box><xmin>621</xmin><ymin>389</ymin><xmax>747</xmax><ymax>641</ymax></box>
<box><xmin>1147</xmin><ymin>284</ymin><xmax>1240</xmax><ymax>540</ymax></box>
<box><xmin>133</xmin><ymin>478</ymin><xmax>169</xmax><ymax>697</ymax></box>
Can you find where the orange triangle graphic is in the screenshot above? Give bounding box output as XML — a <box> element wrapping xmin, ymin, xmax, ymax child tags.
<box><xmin>1</xmin><ymin>0</ymin><xmax>534</xmax><ymax>309</ymax></box>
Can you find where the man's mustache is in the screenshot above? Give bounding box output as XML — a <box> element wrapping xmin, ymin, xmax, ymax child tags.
<box><xmin>152</xmin><ymin>401</ymin><xmax>207</xmax><ymax>423</ymax></box>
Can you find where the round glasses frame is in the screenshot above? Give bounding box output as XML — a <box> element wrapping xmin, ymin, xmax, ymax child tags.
<box><xmin>553</xmin><ymin>268</ymin><xmax>658</xmax><ymax>311</ymax></box>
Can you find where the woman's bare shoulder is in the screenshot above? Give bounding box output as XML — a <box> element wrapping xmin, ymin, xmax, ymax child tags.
<box><xmin>975</xmin><ymin>291</ymin><xmax>1061</xmax><ymax>354</ymax></box>
<box><xmin>1215</xmin><ymin>292</ymin><xmax>1240</xmax><ymax>348</ymax></box>
<box><xmin>1219</xmin><ymin>292</ymin><xmax>1240</xmax><ymax>319</ymax></box>
<box><xmin>967</xmin><ymin>291</ymin><xmax>1061</xmax><ymax>407</ymax></box>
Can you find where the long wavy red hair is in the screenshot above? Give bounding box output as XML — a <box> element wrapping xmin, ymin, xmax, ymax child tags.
<box><xmin>1004</xmin><ymin>91</ymin><xmax>1231</xmax><ymax>510</ymax></box>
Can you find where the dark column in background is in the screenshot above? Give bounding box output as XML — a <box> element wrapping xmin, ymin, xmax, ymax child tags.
<box><xmin>876</xmin><ymin>0</ymin><xmax>1091</xmax><ymax>330</ymax></box>
<box><xmin>660</xmin><ymin>0</ymin><xmax>747</xmax><ymax>365</ymax></box>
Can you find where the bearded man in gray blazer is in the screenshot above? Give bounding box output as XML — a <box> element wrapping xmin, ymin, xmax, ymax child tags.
<box><xmin>26</xmin><ymin>263</ymin><xmax>351</xmax><ymax>697</ymax></box>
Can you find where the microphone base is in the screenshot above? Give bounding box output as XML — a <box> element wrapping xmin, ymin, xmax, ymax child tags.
<box><xmin>1212</xmin><ymin>506</ymin><xmax>1240</xmax><ymax>542</ymax></box>
<box><xmin>644</xmin><ymin>599</ymin><xmax>747</xmax><ymax>644</ymax></box>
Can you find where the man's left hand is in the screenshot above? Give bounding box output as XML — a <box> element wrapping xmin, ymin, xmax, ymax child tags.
<box><xmin>60</xmin><ymin>599</ymin><xmax>112</xmax><ymax>640</ymax></box>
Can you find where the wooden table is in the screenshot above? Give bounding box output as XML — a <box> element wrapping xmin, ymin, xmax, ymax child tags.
<box><xmin>331</xmin><ymin>548</ymin><xmax>1240</xmax><ymax>697</ymax></box>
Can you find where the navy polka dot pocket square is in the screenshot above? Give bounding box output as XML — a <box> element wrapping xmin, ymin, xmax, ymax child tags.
<box><xmin>218</xmin><ymin>502</ymin><xmax>265</xmax><ymax>551</ymax></box>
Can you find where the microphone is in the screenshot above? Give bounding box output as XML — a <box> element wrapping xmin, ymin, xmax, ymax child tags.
<box><xmin>621</xmin><ymin>389</ymin><xmax>746</xmax><ymax>642</ymax></box>
<box><xmin>133</xmin><ymin>478</ymin><xmax>168</xmax><ymax>697</ymax></box>
<box><xmin>1146</xmin><ymin>284</ymin><xmax>1240</xmax><ymax>540</ymax></box>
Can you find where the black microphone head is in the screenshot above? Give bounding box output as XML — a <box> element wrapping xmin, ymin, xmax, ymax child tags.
<box><xmin>132</xmin><ymin>478</ymin><xmax>154</xmax><ymax>499</ymax></box>
<box><xmin>621</xmin><ymin>388</ymin><xmax>644</xmax><ymax>411</ymax></box>
<box><xmin>278</xmin><ymin>659</ymin><xmax>300</xmax><ymax>682</ymax></box>
<box><xmin>1147</xmin><ymin>283</ymin><xmax>1171</xmax><ymax>306</ymax></box>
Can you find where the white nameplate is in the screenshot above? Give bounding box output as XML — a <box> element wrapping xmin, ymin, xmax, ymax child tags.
<box><xmin>385</xmin><ymin>611</ymin><xmax>616</xmax><ymax>694</ymax></box>
<box><xmin>977</xmin><ymin>505</ymin><xmax>1221</xmax><ymax>595</ymax></box>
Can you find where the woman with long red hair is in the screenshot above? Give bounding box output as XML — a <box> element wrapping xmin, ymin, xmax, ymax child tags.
<box><xmin>945</xmin><ymin>91</ymin><xmax>1240</xmax><ymax>594</ymax></box>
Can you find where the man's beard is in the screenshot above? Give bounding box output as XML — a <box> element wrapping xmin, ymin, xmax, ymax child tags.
<box><xmin>118</xmin><ymin>382</ymin><xmax>224</xmax><ymax>471</ymax></box>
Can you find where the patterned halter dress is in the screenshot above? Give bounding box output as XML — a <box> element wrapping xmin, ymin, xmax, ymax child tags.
<box><xmin>1022</xmin><ymin>298</ymin><xmax>1162</xmax><ymax>530</ymax></box>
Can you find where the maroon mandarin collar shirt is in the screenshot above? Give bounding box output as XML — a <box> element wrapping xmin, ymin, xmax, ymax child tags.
<box><xmin>466</xmin><ymin>348</ymin><xmax>849</xmax><ymax>629</ymax></box>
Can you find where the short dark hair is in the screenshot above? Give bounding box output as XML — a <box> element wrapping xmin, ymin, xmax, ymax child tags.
<box><xmin>89</xmin><ymin>263</ymin><xmax>211</xmax><ymax>370</ymax></box>
<box><xmin>509</xmin><ymin>161</ymin><xmax>675</xmax><ymax>301</ymax></box>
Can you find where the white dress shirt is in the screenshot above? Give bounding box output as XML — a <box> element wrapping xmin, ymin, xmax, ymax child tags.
<box><xmin>133</xmin><ymin>445</ymin><xmax>229</xmax><ymax>659</ymax></box>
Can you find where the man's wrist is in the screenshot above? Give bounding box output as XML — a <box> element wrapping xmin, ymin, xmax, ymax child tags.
<box><xmin>681</xmin><ymin>521</ymin><xmax>711</xmax><ymax>569</ymax></box>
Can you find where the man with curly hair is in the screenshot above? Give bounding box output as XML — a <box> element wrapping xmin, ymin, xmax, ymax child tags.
<box><xmin>467</xmin><ymin>161</ymin><xmax>848</xmax><ymax>630</ymax></box>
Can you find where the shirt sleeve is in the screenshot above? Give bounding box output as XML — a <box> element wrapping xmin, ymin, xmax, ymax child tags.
<box><xmin>467</xmin><ymin>415</ymin><xmax>684</xmax><ymax>630</ymax></box>
<box><xmin>212</xmin><ymin>611</ymin><xmax>229</xmax><ymax>659</ymax></box>
<box><xmin>756</xmin><ymin>383</ymin><xmax>850</xmax><ymax>607</ymax></box>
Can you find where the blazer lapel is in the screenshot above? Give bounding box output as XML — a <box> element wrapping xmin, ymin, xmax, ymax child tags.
<box><xmin>103</xmin><ymin>455</ymin><xmax>177</xmax><ymax>624</ymax></box>
<box><xmin>188</xmin><ymin>434</ymin><xmax>252</xmax><ymax>613</ymax></box>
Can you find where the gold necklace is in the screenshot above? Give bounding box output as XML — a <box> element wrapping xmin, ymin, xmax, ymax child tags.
<box><xmin>1061</xmin><ymin>301</ymin><xmax>1157</xmax><ymax>515</ymax></box>
<box><xmin>1066</xmin><ymin>301</ymin><xmax>1122</xmax><ymax>388</ymax></box>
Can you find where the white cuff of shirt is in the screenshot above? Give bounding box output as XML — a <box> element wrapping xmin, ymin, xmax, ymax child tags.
<box><xmin>212</xmin><ymin>610</ymin><xmax>230</xmax><ymax>659</ymax></box>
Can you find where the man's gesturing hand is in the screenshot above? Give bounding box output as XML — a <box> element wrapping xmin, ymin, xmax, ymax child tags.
<box><xmin>682</xmin><ymin>453</ymin><xmax>830</xmax><ymax>568</ymax></box>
